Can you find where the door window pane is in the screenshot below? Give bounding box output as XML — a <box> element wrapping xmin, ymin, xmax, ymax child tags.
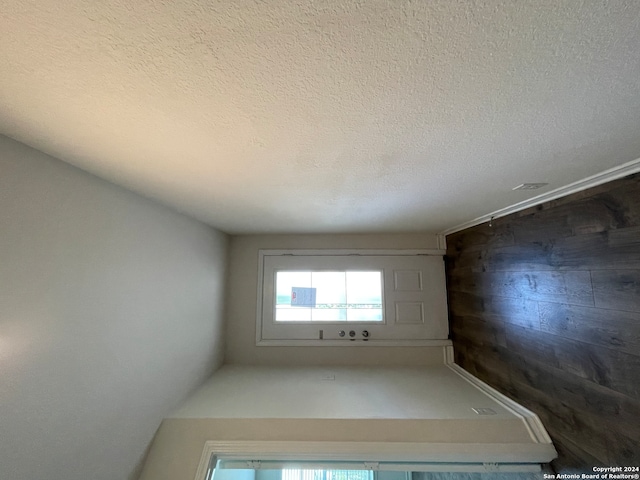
<box><xmin>275</xmin><ymin>271</ymin><xmax>382</xmax><ymax>322</ymax></box>
<box><xmin>276</xmin><ymin>272</ymin><xmax>311</xmax><ymax>305</ymax></box>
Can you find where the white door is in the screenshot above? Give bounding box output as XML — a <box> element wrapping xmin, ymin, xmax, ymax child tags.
<box><xmin>258</xmin><ymin>252</ymin><xmax>449</xmax><ymax>343</ymax></box>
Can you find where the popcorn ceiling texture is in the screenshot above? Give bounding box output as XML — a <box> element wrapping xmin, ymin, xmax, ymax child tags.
<box><xmin>1</xmin><ymin>0</ymin><xmax>640</xmax><ymax>233</ymax></box>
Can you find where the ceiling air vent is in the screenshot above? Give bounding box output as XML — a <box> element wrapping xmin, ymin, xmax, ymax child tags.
<box><xmin>472</xmin><ymin>407</ymin><xmax>497</xmax><ymax>415</ymax></box>
<box><xmin>512</xmin><ymin>183</ymin><xmax>548</xmax><ymax>191</ymax></box>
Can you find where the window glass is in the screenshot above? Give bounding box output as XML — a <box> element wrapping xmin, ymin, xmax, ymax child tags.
<box><xmin>275</xmin><ymin>271</ymin><xmax>383</xmax><ymax>322</ymax></box>
<box><xmin>282</xmin><ymin>470</ymin><xmax>373</xmax><ymax>480</ymax></box>
<box><xmin>346</xmin><ymin>271</ymin><xmax>383</xmax><ymax>321</ymax></box>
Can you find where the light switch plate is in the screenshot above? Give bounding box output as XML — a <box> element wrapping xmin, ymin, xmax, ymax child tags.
<box><xmin>472</xmin><ymin>407</ymin><xmax>497</xmax><ymax>415</ymax></box>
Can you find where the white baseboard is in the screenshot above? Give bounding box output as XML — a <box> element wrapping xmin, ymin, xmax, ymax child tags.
<box><xmin>443</xmin><ymin>346</ymin><xmax>552</xmax><ymax>445</ymax></box>
<box><xmin>440</xmin><ymin>156</ymin><xmax>640</xmax><ymax>236</ymax></box>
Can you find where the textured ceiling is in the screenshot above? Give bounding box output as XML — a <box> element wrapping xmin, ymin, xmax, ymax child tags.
<box><xmin>2</xmin><ymin>1</ymin><xmax>640</xmax><ymax>234</ymax></box>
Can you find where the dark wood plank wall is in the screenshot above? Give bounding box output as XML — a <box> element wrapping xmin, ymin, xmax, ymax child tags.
<box><xmin>445</xmin><ymin>173</ymin><xmax>640</xmax><ymax>472</ymax></box>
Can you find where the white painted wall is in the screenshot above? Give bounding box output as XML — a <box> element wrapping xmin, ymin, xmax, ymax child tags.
<box><xmin>169</xmin><ymin>365</ymin><xmax>517</xmax><ymax>421</ymax></box>
<box><xmin>0</xmin><ymin>135</ymin><xmax>229</xmax><ymax>480</ymax></box>
<box><xmin>225</xmin><ymin>234</ymin><xmax>444</xmax><ymax>365</ymax></box>
<box><xmin>139</xmin><ymin>364</ymin><xmax>554</xmax><ymax>480</ymax></box>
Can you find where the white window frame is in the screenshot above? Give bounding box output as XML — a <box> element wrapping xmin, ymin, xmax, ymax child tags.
<box><xmin>255</xmin><ymin>249</ymin><xmax>450</xmax><ymax>347</ymax></box>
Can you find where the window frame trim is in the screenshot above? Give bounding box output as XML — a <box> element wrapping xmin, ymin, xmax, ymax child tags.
<box><xmin>255</xmin><ymin>249</ymin><xmax>450</xmax><ymax>347</ymax></box>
